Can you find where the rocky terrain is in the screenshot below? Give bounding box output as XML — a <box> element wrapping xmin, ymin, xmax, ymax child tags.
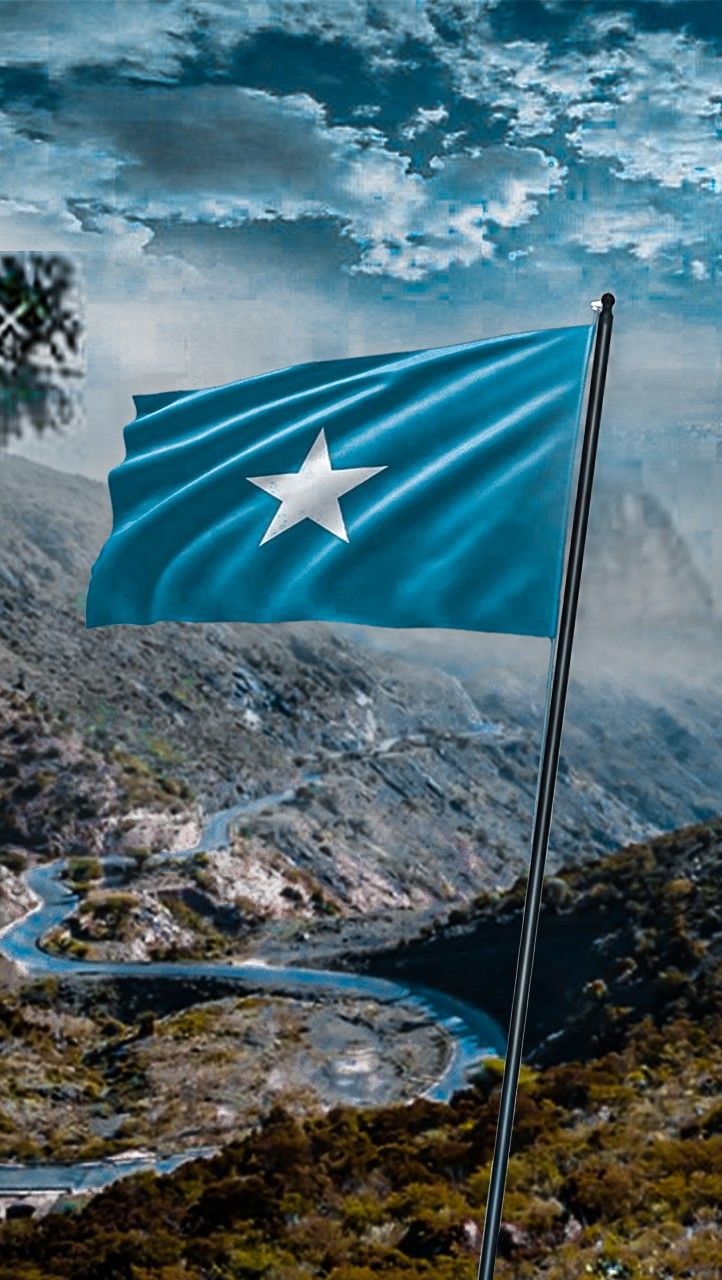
<box><xmin>0</xmin><ymin>975</ymin><xmax>451</xmax><ymax>1167</ymax></box>
<box><xmin>1</xmin><ymin>816</ymin><xmax>719</xmax><ymax>1279</ymax></box>
<box><xmin>2</xmin><ymin>454</ymin><xmax>721</xmax><ymax>954</ymax></box>
<box><xmin>368</xmin><ymin>816</ymin><xmax>722</xmax><ymax>1064</ymax></box>
<box><xmin>1</xmin><ymin>451</ymin><xmax>720</xmax><ymax>1276</ymax></box>
<box><xmin>0</xmin><ymin>686</ymin><xmax>197</xmax><ymax>862</ymax></box>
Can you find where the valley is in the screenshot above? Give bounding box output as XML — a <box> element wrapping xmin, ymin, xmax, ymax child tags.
<box><xmin>0</xmin><ymin>453</ymin><xmax>721</xmax><ymax>1242</ymax></box>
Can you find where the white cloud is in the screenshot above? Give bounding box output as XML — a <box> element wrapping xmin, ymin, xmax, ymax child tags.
<box><xmin>0</xmin><ymin>111</ymin><xmax>201</xmax><ymax>304</ymax></box>
<box><xmin>0</xmin><ymin>0</ymin><xmax>439</xmax><ymax>79</ymax></box>
<box><xmin>439</xmin><ymin>19</ymin><xmax>722</xmax><ymax>194</ymax></box>
<box><xmin>563</xmin><ymin>27</ymin><xmax>722</xmax><ymax>193</ymax></box>
<box><xmin>2</xmin><ymin>0</ymin><xmax>720</xmax><ymax>499</ymax></box>
<box><xmin>1</xmin><ymin>0</ymin><xmax>720</xmax><ymax>281</ymax></box>
<box><xmin>0</xmin><ymin>0</ymin><xmax>191</xmax><ymax>80</ymax></box>
<box><xmin>568</xmin><ymin>206</ymin><xmax>692</xmax><ymax>262</ymax></box>
<box><xmin>0</xmin><ymin>85</ymin><xmax>563</xmax><ymax>282</ymax></box>
<box><xmin>0</xmin><ymin>111</ymin><xmax>120</xmax><ymax>231</ymax></box>
<box><xmin>402</xmin><ymin>105</ymin><xmax>449</xmax><ymax>140</ymax></box>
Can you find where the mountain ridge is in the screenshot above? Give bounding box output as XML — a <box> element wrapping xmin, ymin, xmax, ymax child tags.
<box><xmin>1</xmin><ymin>455</ymin><xmax>720</xmax><ymax>935</ymax></box>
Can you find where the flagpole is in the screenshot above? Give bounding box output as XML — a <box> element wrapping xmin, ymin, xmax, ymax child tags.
<box><xmin>476</xmin><ymin>292</ymin><xmax>615</xmax><ymax>1280</ymax></box>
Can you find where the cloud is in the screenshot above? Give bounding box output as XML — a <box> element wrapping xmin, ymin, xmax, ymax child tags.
<box><xmin>436</xmin><ymin>17</ymin><xmax>722</xmax><ymax>194</ymax></box>
<box><xmin>568</xmin><ymin>50</ymin><xmax>722</xmax><ymax>192</ymax></box>
<box><xmin>0</xmin><ymin>0</ymin><xmax>191</xmax><ymax>80</ymax></box>
<box><xmin>0</xmin><ymin>0</ymin><xmax>720</xmax><ymax>284</ymax></box>
<box><xmin>568</xmin><ymin>204</ymin><xmax>704</xmax><ymax>263</ymax></box>
<box><xmin>0</xmin><ymin>82</ymin><xmax>563</xmax><ymax>282</ymax></box>
<box><xmin>401</xmin><ymin>105</ymin><xmax>450</xmax><ymax>141</ymax></box>
<box><xmin>0</xmin><ymin>0</ymin><xmax>440</xmax><ymax>80</ymax></box>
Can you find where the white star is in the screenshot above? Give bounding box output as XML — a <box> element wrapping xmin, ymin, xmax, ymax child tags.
<box><xmin>247</xmin><ymin>428</ymin><xmax>387</xmax><ymax>546</ymax></box>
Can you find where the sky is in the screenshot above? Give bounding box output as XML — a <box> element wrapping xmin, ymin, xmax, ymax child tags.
<box><xmin>1</xmin><ymin>0</ymin><xmax>720</xmax><ymax>603</ymax></box>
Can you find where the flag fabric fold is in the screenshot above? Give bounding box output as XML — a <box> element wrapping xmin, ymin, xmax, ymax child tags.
<box><xmin>86</xmin><ymin>324</ymin><xmax>592</xmax><ymax>637</ymax></box>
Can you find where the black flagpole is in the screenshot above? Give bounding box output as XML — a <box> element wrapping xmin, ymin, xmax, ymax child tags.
<box><xmin>476</xmin><ymin>292</ymin><xmax>616</xmax><ymax>1280</ymax></box>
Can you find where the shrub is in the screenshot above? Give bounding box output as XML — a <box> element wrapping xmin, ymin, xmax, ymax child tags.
<box><xmin>65</xmin><ymin>857</ymin><xmax>102</xmax><ymax>885</ymax></box>
<box><xmin>563</xmin><ymin>1157</ymin><xmax>645</xmax><ymax>1224</ymax></box>
<box><xmin>0</xmin><ymin>849</ymin><xmax>27</xmax><ymax>873</ymax></box>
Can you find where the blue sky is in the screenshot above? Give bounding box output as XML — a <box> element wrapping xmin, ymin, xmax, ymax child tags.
<box><xmin>2</xmin><ymin>0</ymin><xmax>720</xmax><ymax>596</ymax></box>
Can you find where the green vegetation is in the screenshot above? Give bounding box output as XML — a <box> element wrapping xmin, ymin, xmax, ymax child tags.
<box><xmin>155</xmin><ymin>1004</ymin><xmax>226</xmax><ymax>1040</ymax></box>
<box><xmin>0</xmin><ymin>848</ymin><xmax>27</xmax><ymax>873</ymax></box>
<box><xmin>0</xmin><ymin>690</ymin><xmax>107</xmax><ymax>859</ymax></box>
<box><xmin>191</xmin><ymin>865</ymin><xmax>216</xmax><ymax>894</ymax></box>
<box><xmin>109</xmin><ymin>747</ymin><xmax>193</xmax><ymax>809</ymax></box>
<box><xmin>0</xmin><ymin>816</ymin><xmax>720</xmax><ymax>1277</ymax></box>
<box><xmin>0</xmin><ymin>988</ymin><xmax>118</xmax><ymax>1162</ymax></box>
<box><xmin>310</xmin><ymin>889</ymin><xmax>342</xmax><ymax>916</ymax></box>
<box><xmin>124</xmin><ymin>845</ymin><xmax>152</xmax><ymax>864</ymax></box>
<box><xmin>63</xmin><ymin>857</ymin><xmax>102</xmax><ymax>894</ymax></box>
<box><xmin>77</xmin><ymin>891</ymin><xmax>140</xmax><ymax>937</ymax></box>
<box><xmin>0</xmin><ymin>1006</ymin><xmax>720</xmax><ymax>1278</ymax></box>
<box><xmin>152</xmin><ymin>896</ymin><xmax>228</xmax><ymax>960</ymax></box>
<box><xmin>42</xmin><ymin>927</ymin><xmax>90</xmax><ymax>959</ymax></box>
<box><xmin>0</xmin><ymin>689</ymin><xmax>195</xmax><ymax>866</ymax></box>
<box><xmin>143</xmin><ymin>734</ymin><xmax>186</xmax><ymax>766</ymax></box>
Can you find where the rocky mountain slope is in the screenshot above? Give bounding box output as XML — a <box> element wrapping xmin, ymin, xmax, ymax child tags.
<box><xmin>2</xmin><ymin>815</ymin><xmax>720</xmax><ymax>1280</ymax></box>
<box><xmin>369</xmin><ymin>815</ymin><xmax>722</xmax><ymax>1060</ymax></box>
<box><xmin>0</xmin><ymin>976</ymin><xmax>451</xmax><ymax>1167</ymax></box>
<box><xmin>1</xmin><ymin>455</ymin><xmax>721</xmax><ymax>926</ymax></box>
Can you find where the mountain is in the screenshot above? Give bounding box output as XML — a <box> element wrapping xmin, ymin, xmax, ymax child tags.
<box><xmin>580</xmin><ymin>485</ymin><xmax>715</xmax><ymax>627</ymax></box>
<box><xmin>1</xmin><ymin>816</ymin><xmax>720</xmax><ymax>1280</ymax></box>
<box><xmin>1</xmin><ymin>455</ymin><xmax>720</xmax><ymax>926</ymax></box>
<box><xmin>369</xmin><ymin>815</ymin><xmax>722</xmax><ymax>1063</ymax></box>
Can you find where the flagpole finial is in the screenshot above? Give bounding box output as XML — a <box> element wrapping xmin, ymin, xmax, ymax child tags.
<box><xmin>601</xmin><ymin>292</ymin><xmax>615</xmax><ymax>312</ymax></box>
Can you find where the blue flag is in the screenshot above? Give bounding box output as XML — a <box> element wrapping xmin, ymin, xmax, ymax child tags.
<box><xmin>86</xmin><ymin>324</ymin><xmax>592</xmax><ymax>637</ymax></box>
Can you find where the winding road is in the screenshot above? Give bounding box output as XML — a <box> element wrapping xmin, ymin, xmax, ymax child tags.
<box><xmin>0</xmin><ymin>776</ymin><xmax>505</xmax><ymax>1198</ymax></box>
